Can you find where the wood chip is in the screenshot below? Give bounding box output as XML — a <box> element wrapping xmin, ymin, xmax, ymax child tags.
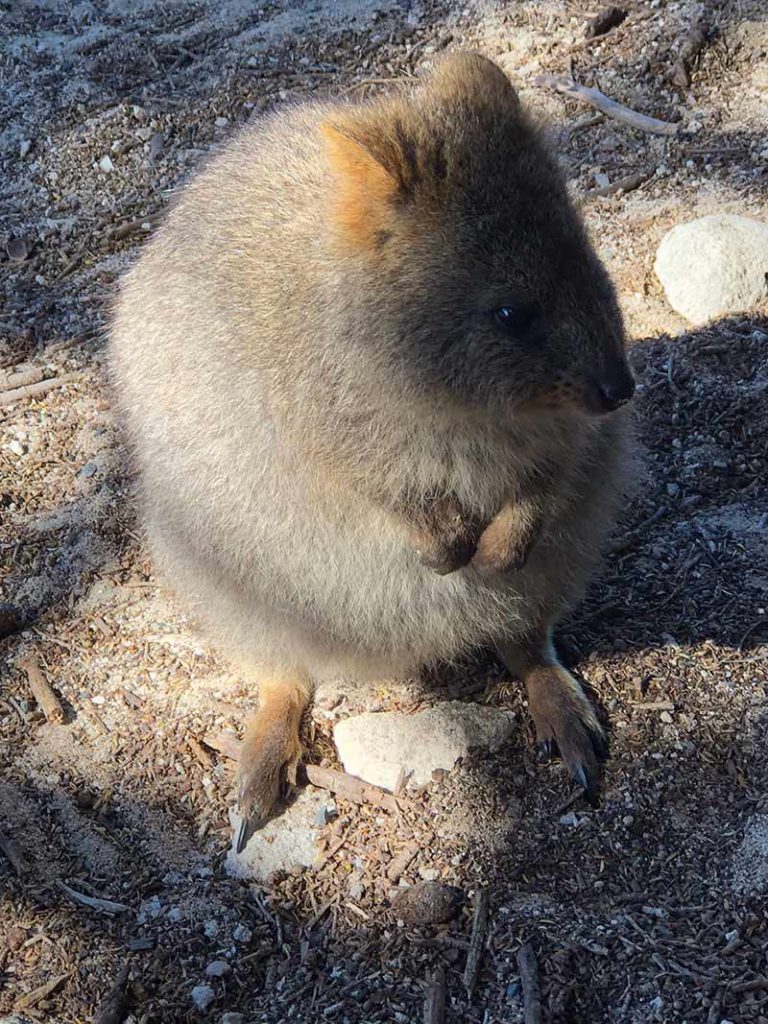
<box><xmin>386</xmin><ymin>840</ymin><xmax>419</xmax><ymax>883</ymax></box>
<box><xmin>14</xmin><ymin>972</ymin><xmax>70</xmax><ymax>1010</ymax></box>
<box><xmin>56</xmin><ymin>880</ymin><xmax>129</xmax><ymax>915</ymax></box>
<box><xmin>19</xmin><ymin>653</ymin><xmax>65</xmax><ymax>723</ymax></box>
<box><xmin>423</xmin><ymin>967</ymin><xmax>447</xmax><ymax>1024</ymax></box>
<box><xmin>517</xmin><ymin>941</ymin><xmax>543</xmax><ymax>1024</ymax></box>
<box><xmin>463</xmin><ymin>887</ymin><xmax>490</xmax><ymax>997</ymax></box>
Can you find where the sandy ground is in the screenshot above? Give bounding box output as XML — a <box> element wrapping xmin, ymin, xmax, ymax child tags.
<box><xmin>1</xmin><ymin>1</ymin><xmax>768</xmax><ymax>1022</ymax></box>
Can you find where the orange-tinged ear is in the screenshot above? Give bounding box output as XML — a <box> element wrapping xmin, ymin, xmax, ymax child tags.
<box><xmin>321</xmin><ymin>123</ymin><xmax>400</xmax><ymax>251</ymax></box>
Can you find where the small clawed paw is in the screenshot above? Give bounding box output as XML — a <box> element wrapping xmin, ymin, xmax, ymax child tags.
<box><xmin>234</xmin><ymin>728</ymin><xmax>303</xmax><ymax>853</ymax></box>
<box><xmin>530</xmin><ymin>675</ymin><xmax>607</xmax><ymax>805</ymax></box>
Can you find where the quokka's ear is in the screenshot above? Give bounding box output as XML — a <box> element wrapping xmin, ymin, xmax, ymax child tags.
<box><xmin>423</xmin><ymin>51</ymin><xmax>520</xmax><ymax>118</ymax></box>
<box><xmin>321</xmin><ymin>122</ymin><xmax>409</xmax><ymax>252</ymax></box>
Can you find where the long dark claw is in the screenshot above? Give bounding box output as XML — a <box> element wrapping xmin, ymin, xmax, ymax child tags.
<box><xmin>537</xmin><ymin>738</ymin><xmax>559</xmax><ymax>761</ymax></box>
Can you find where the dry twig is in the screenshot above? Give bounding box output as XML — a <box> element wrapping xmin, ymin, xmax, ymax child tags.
<box><xmin>463</xmin><ymin>887</ymin><xmax>490</xmax><ymax>997</ymax></box>
<box><xmin>57</xmin><ymin>880</ymin><xmax>129</xmax><ymax>915</ymax></box>
<box><xmin>0</xmin><ymin>372</ymin><xmax>80</xmax><ymax>408</ymax></box>
<box><xmin>14</xmin><ymin>973</ymin><xmax>70</xmax><ymax>1010</ymax></box>
<box><xmin>535</xmin><ymin>74</ymin><xmax>679</xmax><ymax>136</ymax></box>
<box><xmin>517</xmin><ymin>942</ymin><xmax>543</xmax><ymax>1024</ymax></box>
<box><xmin>20</xmin><ymin>653</ymin><xmax>65</xmax><ymax>723</ymax></box>
<box><xmin>386</xmin><ymin>840</ymin><xmax>419</xmax><ymax>883</ymax></box>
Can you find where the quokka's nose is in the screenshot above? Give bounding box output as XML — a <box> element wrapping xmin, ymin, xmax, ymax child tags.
<box><xmin>594</xmin><ymin>365</ymin><xmax>635</xmax><ymax>412</ymax></box>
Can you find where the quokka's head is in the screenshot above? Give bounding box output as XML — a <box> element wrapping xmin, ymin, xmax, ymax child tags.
<box><xmin>321</xmin><ymin>52</ymin><xmax>634</xmax><ymax>419</ymax></box>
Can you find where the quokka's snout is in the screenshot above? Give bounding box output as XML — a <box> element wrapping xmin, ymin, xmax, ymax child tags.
<box><xmin>585</xmin><ymin>353</ymin><xmax>636</xmax><ymax>414</ymax></box>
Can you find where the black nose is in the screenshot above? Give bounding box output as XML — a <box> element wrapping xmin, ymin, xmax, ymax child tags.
<box><xmin>596</xmin><ymin>370</ymin><xmax>635</xmax><ymax>411</ymax></box>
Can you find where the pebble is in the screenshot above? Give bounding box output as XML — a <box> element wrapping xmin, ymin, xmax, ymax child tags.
<box><xmin>205</xmin><ymin>961</ymin><xmax>231</xmax><ymax>978</ymax></box>
<box><xmin>559</xmin><ymin>811</ymin><xmax>580</xmax><ymax>827</ymax></box>
<box><xmin>98</xmin><ymin>155</ymin><xmax>114</xmax><ymax>173</ymax></box>
<box><xmin>390</xmin><ymin>881</ymin><xmax>464</xmax><ymax>925</ymax></box>
<box><xmin>149</xmin><ymin>133</ymin><xmax>165</xmax><ymax>161</ymax></box>
<box><xmin>232</xmin><ymin>924</ymin><xmax>252</xmax><ymax>943</ymax></box>
<box><xmin>203</xmin><ymin>919</ymin><xmax>219</xmax><ymax>938</ymax></box>
<box><xmin>418</xmin><ymin>866</ymin><xmax>440</xmax><ymax>882</ymax></box>
<box><xmin>191</xmin><ymin>985</ymin><xmax>215</xmax><ymax>1012</ymax></box>
<box><xmin>333</xmin><ymin>701</ymin><xmax>516</xmax><ymax>790</ymax></box>
<box><xmin>19</xmin><ymin>139</ymin><xmax>32</xmax><ymax>158</ymax></box>
<box><xmin>220</xmin><ymin>1015</ymin><xmax>245</xmax><ymax>1024</ymax></box>
<box><xmin>215</xmin><ymin>116</ymin><xmax>229</xmax><ymax>128</ymax></box>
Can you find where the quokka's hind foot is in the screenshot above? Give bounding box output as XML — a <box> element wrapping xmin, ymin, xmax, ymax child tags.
<box><xmin>235</xmin><ymin>673</ymin><xmax>312</xmax><ymax>853</ymax></box>
<box><xmin>498</xmin><ymin>632</ymin><xmax>607</xmax><ymax>804</ymax></box>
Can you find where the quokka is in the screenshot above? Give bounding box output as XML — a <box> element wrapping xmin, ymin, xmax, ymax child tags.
<box><xmin>110</xmin><ymin>52</ymin><xmax>634</xmax><ymax>851</ymax></box>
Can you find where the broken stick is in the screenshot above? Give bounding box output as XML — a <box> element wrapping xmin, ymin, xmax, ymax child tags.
<box><xmin>20</xmin><ymin>653</ymin><xmax>65</xmax><ymax>723</ymax></box>
<box><xmin>517</xmin><ymin>942</ymin><xmax>543</xmax><ymax>1024</ymax></box>
<box><xmin>535</xmin><ymin>74</ymin><xmax>679</xmax><ymax>137</ymax></box>
<box><xmin>423</xmin><ymin>966</ymin><xmax>447</xmax><ymax>1024</ymax></box>
<box><xmin>0</xmin><ymin>372</ymin><xmax>80</xmax><ymax>408</ymax></box>
<box><xmin>463</xmin><ymin>887</ymin><xmax>490</xmax><ymax>997</ymax></box>
<box><xmin>303</xmin><ymin>763</ymin><xmax>404</xmax><ymax>814</ymax></box>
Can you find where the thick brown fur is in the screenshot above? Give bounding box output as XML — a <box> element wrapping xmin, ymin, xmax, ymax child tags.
<box><xmin>109</xmin><ymin>53</ymin><xmax>634</xmax><ymax>826</ymax></box>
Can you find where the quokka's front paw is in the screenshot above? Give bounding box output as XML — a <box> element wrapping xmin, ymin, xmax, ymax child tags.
<box><xmin>472</xmin><ymin>504</ymin><xmax>542</xmax><ymax>573</ymax></box>
<box><xmin>407</xmin><ymin>496</ymin><xmax>483</xmax><ymax>575</ymax></box>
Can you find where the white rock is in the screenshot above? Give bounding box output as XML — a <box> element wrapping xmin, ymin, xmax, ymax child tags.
<box><xmin>98</xmin><ymin>155</ymin><xmax>114</xmax><ymax>173</ymax></box>
<box><xmin>232</xmin><ymin>924</ymin><xmax>252</xmax><ymax>944</ymax></box>
<box><xmin>226</xmin><ymin>788</ymin><xmax>324</xmax><ymax>882</ymax></box>
<box><xmin>191</xmin><ymin>985</ymin><xmax>215</xmax><ymax>1012</ymax></box>
<box><xmin>220</xmin><ymin>1015</ymin><xmax>245</xmax><ymax>1024</ymax></box>
<box><xmin>655</xmin><ymin>214</ymin><xmax>768</xmax><ymax>324</ymax></box>
<box><xmin>333</xmin><ymin>701</ymin><xmax>516</xmax><ymax>791</ymax></box>
<box><xmin>205</xmin><ymin>961</ymin><xmax>231</xmax><ymax>978</ymax></box>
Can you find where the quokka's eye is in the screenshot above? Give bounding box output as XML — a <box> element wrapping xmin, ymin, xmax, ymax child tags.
<box><xmin>493</xmin><ymin>303</ymin><xmax>538</xmax><ymax>333</ymax></box>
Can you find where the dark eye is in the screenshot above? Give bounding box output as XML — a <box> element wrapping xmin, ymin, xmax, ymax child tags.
<box><xmin>493</xmin><ymin>303</ymin><xmax>537</xmax><ymax>333</ymax></box>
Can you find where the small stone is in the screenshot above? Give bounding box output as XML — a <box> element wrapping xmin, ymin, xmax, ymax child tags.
<box><xmin>98</xmin><ymin>155</ymin><xmax>114</xmax><ymax>173</ymax></box>
<box><xmin>191</xmin><ymin>985</ymin><xmax>215</xmax><ymax>1012</ymax></box>
<box><xmin>205</xmin><ymin>961</ymin><xmax>231</xmax><ymax>978</ymax></box>
<box><xmin>418</xmin><ymin>866</ymin><xmax>440</xmax><ymax>882</ymax></box>
<box><xmin>167</xmin><ymin>907</ymin><xmax>183</xmax><ymax>923</ymax></box>
<box><xmin>333</xmin><ymin>701</ymin><xmax>516</xmax><ymax>791</ymax></box>
<box><xmin>559</xmin><ymin>811</ymin><xmax>580</xmax><ymax>826</ymax></box>
<box><xmin>221</xmin><ymin>1015</ymin><xmax>245</xmax><ymax>1024</ymax></box>
<box><xmin>226</xmin><ymin>788</ymin><xmax>325</xmax><ymax>882</ymax></box>
<box><xmin>149</xmin><ymin>133</ymin><xmax>165</xmax><ymax>161</ymax></box>
<box><xmin>6</xmin><ymin>238</ymin><xmax>29</xmax><ymax>261</ymax></box>
<box><xmin>660</xmin><ymin>710</ymin><xmax>673</xmax><ymax>723</ymax></box>
<box><xmin>215</xmin><ymin>116</ymin><xmax>229</xmax><ymax>128</ymax></box>
<box><xmin>232</xmin><ymin>924</ymin><xmax>252</xmax><ymax>943</ymax></box>
<box><xmin>390</xmin><ymin>881</ymin><xmax>464</xmax><ymax>925</ymax></box>
<box><xmin>19</xmin><ymin>139</ymin><xmax>32</xmax><ymax>158</ymax></box>
<box><xmin>203</xmin><ymin>919</ymin><xmax>219</xmax><ymax>939</ymax></box>
<box><xmin>655</xmin><ymin>215</ymin><xmax>768</xmax><ymax>324</ymax></box>
<box><xmin>137</xmin><ymin>895</ymin><xmax>162</xmax><ymax>923</ymax></box>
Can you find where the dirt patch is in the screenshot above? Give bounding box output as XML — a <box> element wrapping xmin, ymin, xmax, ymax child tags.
<box><xmin>2</xmin><ymin>2</ymin><xmax>768</xmax><ymax>1023</ymax></box>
